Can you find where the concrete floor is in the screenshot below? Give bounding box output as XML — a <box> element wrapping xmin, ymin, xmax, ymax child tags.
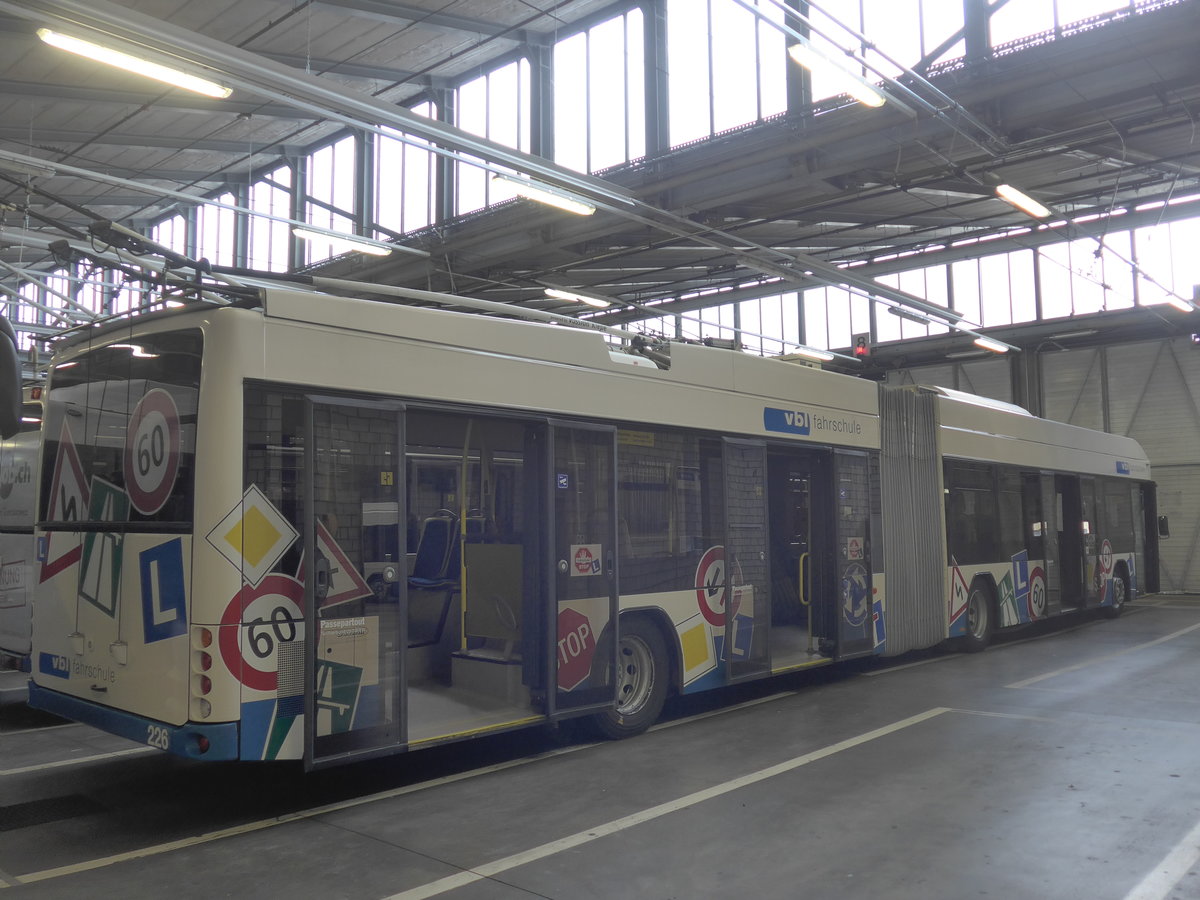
<box><xmin>4</xmin><ymin>594</ymin><xmax>1200</xmax><ymax>899</ymax></box>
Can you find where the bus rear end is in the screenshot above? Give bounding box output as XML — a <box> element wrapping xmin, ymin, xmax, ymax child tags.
<box><xmin>27</xmin><ymin>329</ymin><xmax>235</xmax><ymax>757</ymax></box>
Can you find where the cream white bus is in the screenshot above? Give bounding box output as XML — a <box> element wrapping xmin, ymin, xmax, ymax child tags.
<box><xmin>25</xmin><ymin>287</ymin><xmax>1159</xmax><ymax>767</ymax></box>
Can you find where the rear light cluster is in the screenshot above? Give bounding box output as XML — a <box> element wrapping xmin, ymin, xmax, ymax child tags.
<box><xmin>190</xmin><ymin>627</ymin><xmax>214</xmax><ymax>720</ymax></box>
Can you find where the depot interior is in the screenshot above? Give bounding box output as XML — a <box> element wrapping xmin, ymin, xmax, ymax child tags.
<box><xmin>0</xmin><ymin>0</ymin><xmax>1197</xmax><ymax>609</ymax></box>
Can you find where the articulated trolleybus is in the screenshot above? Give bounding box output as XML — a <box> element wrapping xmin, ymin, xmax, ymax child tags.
<box><xmin>27</xmin><ymin>287</ymin><xmax>1159</xmax><ymax>767</ymax></box>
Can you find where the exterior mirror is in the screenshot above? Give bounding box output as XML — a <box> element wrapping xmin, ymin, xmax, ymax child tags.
<box><xmin>1158</xmin><ymin>515</ymin><xmax>1171</xmax><ymax>539</ymax></box>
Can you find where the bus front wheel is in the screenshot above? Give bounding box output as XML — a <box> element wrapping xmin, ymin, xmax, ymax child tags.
<box><xmin>590</xmin><ymin>615</ymin><xmax>669</xmax><ymax>740</ymax></box>
<box><xmin>963</xmin><ymin>580</ymin><xmax>995</xmax><ymax>653</ymax></box>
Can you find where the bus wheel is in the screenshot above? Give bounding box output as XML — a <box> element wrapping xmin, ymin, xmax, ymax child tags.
<box><xmin>591</xmin><ymin>616</ymin><xmax>669</xmax><ymax>740</ymax></box>
<box><xmin>963</xmin><ymin>580</ymin><xmax>994</xmax><ymax>653</ymax></box>
<box><xmin>1101</xmin><ymin>567</ymin><xmax>1130</xmax><ymax>619</ymax></box>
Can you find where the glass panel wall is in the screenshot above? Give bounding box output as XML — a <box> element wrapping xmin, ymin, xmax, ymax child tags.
<box><xmin>302</xmin><ymin>134</ymin><xmax>358</xmax><ymax>265</ymax></box>
<box><xmin>456</xmin><ymin>59</ymin><xmax>532</xmax><ymax>215</ymax></box>
<box><xmin>555</xmin><ymin>9</ymin><xmax>646</xmax><ymax>173</ymax></box>
<box><xmin>196</xmin><ymin>193</ymin><xmax>237</xmax><ymax>267</ymax></box>
<box><xmin>248</xmin><ymin>165</ymin><xmax>293</xmax><ymax>272</ymax></box>
<box><xmin>667</xmin><ymin>0</ymin><xmax>787</xmax><ymax>146</ymax></box>
<box><xmin>375</xmin><ymin>101</ymin><xmax>438</xmax><ymax>238</ymax></box>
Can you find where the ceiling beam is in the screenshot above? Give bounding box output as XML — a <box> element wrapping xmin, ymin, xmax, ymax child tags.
<box><xmin>0</xmin><ymin>127</ymin><xmax>308</xmax><ymax>155</ymax></box>
<box><xmin>255</xmin><ymin>51</ymin><xmax>449</xmax><ymax>90</ymax></box>
<box><xmin>312</xmin><ymin>0</ymin><xmax>530</xmax><ymax>40</ymax></box>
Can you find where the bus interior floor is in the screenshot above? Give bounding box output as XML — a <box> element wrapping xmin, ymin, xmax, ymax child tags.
<box><xmin>406</xmin><ymin>682</ymin><xmax>536</xmax><ymax>745</ymax></box>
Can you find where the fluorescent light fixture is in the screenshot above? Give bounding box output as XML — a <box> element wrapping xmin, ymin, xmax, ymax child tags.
<box><xmin>544</xmin><ymin>287</ymin><xmax>611</xmax><ymax>309</ymax></box>
<box><xmin>37</xmin><ymin>28</ymin><xmax>232</xmax><ymax>99</ymax></box>
<box><xmin>789</xmin><ymin>346</ymin><xmax>836</xmax><ymax>362</ymax></box>
<box><xmin>292</xmin><ymin>227</ymin><xmax>392</xmax><ymax>257</ymax></box>
<box><xmin>787</xmin><ymin>43</ymin><xmax>886</xmax><ymax>108</ymax></box>
<box><xmin>973</xmin><ymin>335</ymin><xmax>1010</xmax><ymax>354</ymax></box>
<box><xmin>1052</xmin><ymin>329</ymin><xmax>1098</xmax><ymax>339</ymax></box>
<box><xmin>995</xmin><ymin>183</ymin><xmax>1052</xmax><ymax>218</ymax></box>
<box><xmin>493</xmin><ymin>175</ymin><xmax>596</xmax><ymax>216</ymax></box>
<box><xmin>887</xmin><ymin>306</ymin><xmax>930</xmax><ymax>325</ymax></box>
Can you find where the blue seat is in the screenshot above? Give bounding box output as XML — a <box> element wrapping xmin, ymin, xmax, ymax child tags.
<box><xmin>408</xmin><ymin>514</ymin><xmax>458</xmax><ymax>589</ymax></box>
<box><xmin>408</xmin><ymin>514</ymin><xmax>461</xmax><ymax>647</ymax></box>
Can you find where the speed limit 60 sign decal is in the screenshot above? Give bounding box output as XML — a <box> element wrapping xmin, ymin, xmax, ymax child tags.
<box><xmin>219</xmin><ymin>574</ymin><xmax>305</xmax><ymax>693</ymax></box>
<box><xmin>123</xmin><ymin>389</ymin><xmax>181</xmax><ymax>515</ymax></box>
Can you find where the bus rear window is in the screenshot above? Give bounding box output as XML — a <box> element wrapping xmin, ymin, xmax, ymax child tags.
<box><xmin>39</xmin><ymin>331</ymin><xmax>201</xmax><ymax>529</ymax></box>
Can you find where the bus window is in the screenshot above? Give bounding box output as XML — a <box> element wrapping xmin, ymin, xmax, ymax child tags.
<box><xmin>945</xmin><ymin>462</ymin><xmax>995</xmax><ymax>565</ymax></box>
<box><xmin>615</xmin><ymin>429</ymin><xmax>720</xmax><ymax>593</ymax></box>
<box><xmin>996</xmin><ymin>470</ymin><xmax>1024</xmax><ymax>560</ymax></box>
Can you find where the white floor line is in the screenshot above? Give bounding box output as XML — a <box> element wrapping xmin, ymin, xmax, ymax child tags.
<box><xmin>1006</xmin><ymin>622</ymin><xmax>1200</xmax><ymax>689</ymax></box>
<box><xmin>1123</xmin><ymin>816</ymin><xmax>1200</xmax><ymax>900</ymax></box>
<box><xmin>6</xmin><ymin>738</ymin><xmax>599</xmax><ymax>886</ymax></box>
<box><xmin>382</xmin><ymin>707</ymin><xmax>951</xmax><ymax>900</ymax></box>
<box><xmin>0</xmin><ymin>746</ymin><xmax>156</xmax><ymax>777</ymax></box>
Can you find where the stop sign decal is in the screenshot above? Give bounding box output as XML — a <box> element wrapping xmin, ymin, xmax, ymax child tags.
<box><xmin>557</xmin><ymin>607</ymin><xmax>596</xmax><ymax>691</ymax></box>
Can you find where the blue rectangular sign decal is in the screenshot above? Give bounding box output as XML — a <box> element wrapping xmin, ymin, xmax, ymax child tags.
<box><xmin>763</xmin><ymin>407</ymin><xmax>811</xmax><ymax>435</ymax></box>
<box><xmin>140</xmin><ymin>538</ymin><xmax>187</xmax><ymax>644</ymax></box>
<box><xmin>1116</xmin><ymin>461</ymin><xmax>1130</xmax><ymax>475</ymax></box>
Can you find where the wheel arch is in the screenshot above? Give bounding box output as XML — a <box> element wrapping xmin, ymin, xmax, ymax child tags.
<box><xmin>618</xmin><ymin>607</ymin><xmax>681</xmax><ymax>697</ymax></box>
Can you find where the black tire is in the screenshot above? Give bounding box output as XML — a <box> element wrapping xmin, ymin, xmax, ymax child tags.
<box><xmin>962</xmin><ymin>579</ymin><xmax>995</xmax><ymax>652</ymax></box>
<box><xmin>590</xmin><ymin>615</ymin><xmax>669</xmax><ymax>740</ymax></box>
<box><xmin>1100</xmin><ymin>567</ymin><xmax>1130</xmax><ymax>619</ymax></box>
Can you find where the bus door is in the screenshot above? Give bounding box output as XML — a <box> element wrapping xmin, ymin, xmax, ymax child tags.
<box><xmin>1054</xmin><ymin>475</ymin><xmax>1084</xmax><ymax>610</ymax></box>
<box><xmin>766</xmin><ymin>448</ymin><xmax>833</xmax><ymax>666</ymax></box>
<box><xmin>1079</xmin><ymin>478</ymin><xmax>1100</xmax><ymax>606</ymax></box>
<box><xmin>723</xmin><ymin>439</ymin><xmax>771</xmax><ymax>682</ymax></box>
<box><xmin>548</xmin><ymin>422</ymin><xmax>618</xmax><ymax>715</ymax></box>
<box><xmin>304</xmin><ymin>397</ymin><xmax>404</xmax><ymax>768</ymax></box>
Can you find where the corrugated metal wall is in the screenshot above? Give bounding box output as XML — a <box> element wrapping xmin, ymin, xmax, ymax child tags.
<box><xmin>1104</xmin><ymin>344</ymin><xmax>1182</xmax><ymax>592</ymax></box>
<box><xmin>878</xmin><ymin>386</ymin><xmax>948</xmax><ymax>654</ymax></box>
<box><xmin>888</xmin><ymin>336</ymin><xmax>1200</xmax><ymax>592</ymax></box>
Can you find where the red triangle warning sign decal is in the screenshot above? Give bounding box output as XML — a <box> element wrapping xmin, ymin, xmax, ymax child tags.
<box><xmin>298</xmin><ymin>520</ymin><xmax>373</xmax><ymax>609</ymax></box>
<box><xmin>40</xmin><ymin>422</ymin><xmax>89</xmax><ymax>584</ymax></box>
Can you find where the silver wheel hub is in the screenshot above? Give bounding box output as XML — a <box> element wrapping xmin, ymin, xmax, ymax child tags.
<box><xmin>968</xmin><ymin>592</ymin><xmax>988</xmax><ymax>639</ymax></box>
<box><xmin>615</xmin><ymin>634</ymin><xmax>655</xmax><ymax>716</ymax></box>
